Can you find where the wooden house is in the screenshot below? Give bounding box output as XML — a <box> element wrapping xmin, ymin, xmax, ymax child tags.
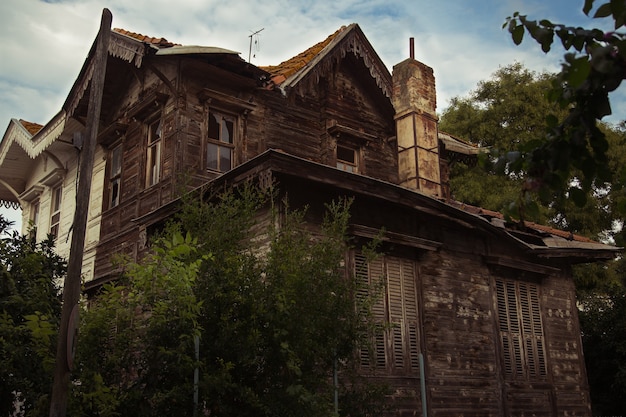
<box><xmin>0</xmin><ymin>22</ymin><xmax>619</xmax><ymax>416</ymax></box>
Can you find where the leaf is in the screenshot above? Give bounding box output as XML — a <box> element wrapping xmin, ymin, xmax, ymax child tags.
<box><xmin>594</xmin><ymin>3</ymin><xmax>613</xmax><ymax>18</ymax></box>
<box><xmin>565</xmin><ymin>57</ymin><xmax>591</xmax><ymax>88</ymax></box>
<box><xmin>512</xmin><ymin>25</ymin><xmax>525</xmax><ymax>45</ymax></box>
<box><xmin>569</xmin><ymin>186</ymin><xmax>588</xmax><ymax>207</ymax></box>
<box><xmin>583</xmin><ymin>0</ymin><xmax>596</xmax><ymax>15</ymax></box>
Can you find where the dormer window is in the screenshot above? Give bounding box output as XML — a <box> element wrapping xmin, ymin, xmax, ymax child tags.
<box><xmin>207</xmin><ymin>111</ymin><xmax>235</xmax><ymax>173</ymax></box>
<box><xmin>337</xmin><ymin>145</ymin><xmax>358</xmax><ymax>173</ymax></box>
<box><xmin>327</xmin><ymin>120</ymin><xmax>376</xmax><ymax>175</ymax></box>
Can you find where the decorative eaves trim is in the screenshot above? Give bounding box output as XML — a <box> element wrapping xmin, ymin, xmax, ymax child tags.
<box><xmin>66</xmin><ymin>31</ymin><xmax>147</xmax><ymax>118</ymax></box>
<box><xmin>0</xmin><ymin>115</ymin><xmax>66</xmax><ymax>163</ymax></box>
<box><xmin>283</xmin><ymin>25</ymin><xmax>392</xmax><ymax>99</ymax></box>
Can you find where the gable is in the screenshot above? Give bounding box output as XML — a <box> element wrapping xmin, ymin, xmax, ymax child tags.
<box><xmin>263</xmin><ymin>24</ymin><xmax>392</xmax><ymax>101</ymax></box>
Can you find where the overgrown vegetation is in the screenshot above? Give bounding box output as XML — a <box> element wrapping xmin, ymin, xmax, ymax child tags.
<box><xmin>69</xmin><ymin>185</ymin><xmax>389</xmax><ymax>416</ymax></box>
<box><xmin>0</xmin><ymin>216</ymin><xmax>66</xmax><ymax>416</ymax></box>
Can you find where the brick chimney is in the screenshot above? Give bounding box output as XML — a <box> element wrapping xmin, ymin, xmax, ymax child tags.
<box><xmin>392</xmin><ymin>38</ymin><xmax>441</xmax><ymax>198</ymax></box>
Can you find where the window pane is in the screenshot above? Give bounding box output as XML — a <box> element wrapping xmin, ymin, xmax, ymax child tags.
<box><xmin>53</xmin><ymin>187</ymin><xmax>62</xmax><ymax>211</ymax></box>
<box><xmin>111</xmin><ymin>145</ymin><xmax>122</xmax><ymax>178</ymax></box>
<box><xmin>337</xmin><ymin>146</ymin><xmax>355</xmax><ymax>163</ymax></box>
<box><xmin>207</xmin><ymin>143</ymin><xmax>218</xmax><ymax>170</ymax></box>
<box><xmin>149</xmin><ymin>119</ymin><xmax>162</xmax><ymax>144</ymax></box>
<box><xmin>219</xmin><ymin>146</ymin><xmax>232</xmax><ymax>171</ymax></box>
<box><xmin>110</xmin><ymin>179</ymin><xmax>120</xmax><ymax>208</ymax></box>
<box><xmin>208</xmin><ymin>112</ymin><xmax>220</xmax><ymax>140</ymax></box>
<box><xmin>147</xmin><ymin>141</ymin><xmax>161</xmax><ymax>186</ymax></box>
<box><xmin>222</xmin><ymin>118</ymin><xmax>233</xmax><ymax>144</ymax></box>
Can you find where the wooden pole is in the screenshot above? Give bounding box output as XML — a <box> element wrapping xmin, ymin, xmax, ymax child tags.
<box><xmin>49</xmin><ymin>9</ymin><xmax>111</xmax><ymax>417</ymax></box>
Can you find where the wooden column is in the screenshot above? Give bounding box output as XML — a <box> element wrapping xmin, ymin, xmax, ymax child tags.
<box><xmin>49</xmin><ymin>9</ymin><xmax>111</xmax><ymax>417</ymax></box>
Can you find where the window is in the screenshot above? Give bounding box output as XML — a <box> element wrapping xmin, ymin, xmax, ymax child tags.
<box><xmin>355</xmin><ymin>252</ymin><xmax>420</xmax><ymax>375</ymax></box>
<box><xmin>146</xmin><ymin>118</ymin><xmax>162</xmax><ymax>187</ymax></box>
<box><xmin>50</xmin><ymin>185</ymin><xmax>62</xmax><ymax>239</ymax></box>
<box><xmin>29</xmin><ymin>200</ymin><xmax>40</xmax><ymax>236</ymax></box>
<box><xmin>495</xmin><ymin>278</ymin><xmax>547</xmax><ymax>380</ymax></box>
<box><xmin>337</xmin><ymin>145</ymin><xmax>358</xmax><ymax>172</ymax></box>
<box><xmin>109</xmin><ymin>144</ymin><xmax>122</xmax><ymax>208</ymax></box>
<box><xmin>206</xmin><ymin>111</ymin><xmax>235</xmax><ymax>172</ymax></box>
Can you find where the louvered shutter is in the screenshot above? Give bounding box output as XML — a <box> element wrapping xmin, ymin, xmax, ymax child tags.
<box><xmin>355</xmin><ymin>252</ymin><xmax>386</xmax><ymax>370</ymax></box>
<box><xmin>496</xmin><ymin>278</ymin><xmax>547</xmax><ymax>380</ymax></box>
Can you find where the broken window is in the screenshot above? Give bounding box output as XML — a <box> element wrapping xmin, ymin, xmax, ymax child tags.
<box><xmin>207</xmin><ymin>110</ymin><xmax>235</xmax><ymax>173</ymax></box>
<box><xmin>146</xmin><ymin>118</ymin><xmax>162</xmax><ymax>187</ymax></box>
<box><xmin>109</xmin><ymin>143</ymin><xmax>122</xmax><ymax>208</ymax></box>
<box><xmin>336</xmin><ymin>145</ymin><xmax>359</xmax><ymax>173</ymax></box>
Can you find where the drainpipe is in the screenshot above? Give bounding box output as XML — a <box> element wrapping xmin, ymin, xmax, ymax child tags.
<box><xmin>420</xmin><ymin>353</ymin><xmax>428</xmax><ymax>416</ymax></box>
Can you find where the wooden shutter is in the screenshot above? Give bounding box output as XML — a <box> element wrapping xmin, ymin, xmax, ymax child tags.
<box><xmin>386</xmin><ymin>256</ymin><xmax>420</xmax><ymax>374</ymax></box>
<box><xmin>355</xmin><ymin>252</ymin><xmax>420</xmax><ymax>375</ymax></box>
<box><xmin>355</xmin><ymin>252</ymin><xmax>386</xmax><ymax>370</ymax></box>
<box><xmin>496</xmin><ymin>278</ymin><xmax>547</xmax><ymax>380</ymax></box>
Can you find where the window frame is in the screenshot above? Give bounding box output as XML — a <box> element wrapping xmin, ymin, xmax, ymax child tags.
<box><xmin>205</xmin><ymin>109</ymin><xmax>236</xmax><ymax>173</ymax></box>
<box><xmin>336</xmin><ymin>144</ymin><xmax>359</xmax><ymax>173</ymax></box>
<box><xmin>354</xmin><ymin>251</ymin><xmax>421</xmax><ymax>376</ymax></box>
<box><xmin>49</xmin><ymin>185</ymin><xmax>62</xmax><ymax>240</ymax></box>
<box><xmin>146</xmin><ymin>117</ymin><xmax>163</xmax><ymax>187</ymax></box>
<box><xmin>108</xmin><ymin>142</ymin><xmax>123</xmax><ymax>208</ymax></box>
<box><xmin>495</xmin><ymin>277</ymin><xmax>548</xmax><ymax>381</ymax></box>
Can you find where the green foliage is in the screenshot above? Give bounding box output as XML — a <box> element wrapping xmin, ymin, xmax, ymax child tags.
<box><xmin>0</xmin><ymin>215</ymin><xmax>66</xmax><ymax>417</ymax></box>
<box><xmin>70</xmin><ymin>230</ymin><xmax>204</xmax><ymax>416</ymax></box>
<box><xmin>578</xmin><ymin>265</ymin><xmax>626</xmax><ymax>415</ymax></box>
<box><xmin>503</xmin><ymin>1</ymin><xmax>626</xmax><ymax>210</ymax></box>
<box><xmin>440</xmin><ymin>63</ymin><xmax>562</xmax><ymax>224</ymax></box>
<box><xmin>440</xmin><ymin>62</ymin><xmax>626</xmax><ymax>239</ymax></box>
<box><xmin>73</xmin><ymin>186</ymin><xmax>387</xmax><ymax>416</ymax></box>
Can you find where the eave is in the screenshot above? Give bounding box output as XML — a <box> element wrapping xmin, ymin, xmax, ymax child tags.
<box><xmin>134</xmin><ymin>150</ymin><xmax>620</xmax><ymax>264</ymax></box>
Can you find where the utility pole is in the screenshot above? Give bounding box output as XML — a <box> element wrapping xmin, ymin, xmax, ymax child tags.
<box><xmin>49</xmin><ymin>9</ymin><xmax>111</xmax><ymax>417</ymax></box>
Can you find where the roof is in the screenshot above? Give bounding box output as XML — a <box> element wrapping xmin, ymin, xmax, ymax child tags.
<box><xmin>261</xmin><ymin>24</ymin><xmax>392</xmax><ymax>98</ymax></box>
<box><xmin>439</xmin><ymin>131</ymin><xmax>482</xmax><ymax>156</ymax></box>
<box><xmin>112</xmin><ymin>28</ymin><xmax>177</xmax><ymax>48</ymax></box>
<box><xmin>261</xmin><ymin>25</ymin><xmax>349</xmax><ymax>84</ymax></box>
<box><xmin>19</xmin><ymin>120</ymin><xmax>43</xmax><ymax>135</ymax></box>
<box><xmin>134</xmin><ymin>149</ymin><xmax>620</xmax><ymax>267</ymax></box>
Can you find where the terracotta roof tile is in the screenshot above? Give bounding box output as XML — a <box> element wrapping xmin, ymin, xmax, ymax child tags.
<box><xmin>19</xmin><ymin>119</ymin><xmax>43</xmax><ymax>135</ymax></box>
<box><xmin>260</xmin><ymin>25</ymin><xmax>348</xmax><ymax>81</ymax></box>
<box><xmin>450</xmin><ymin>201</ymin><xmax>596</xmax><ymax>243</ymax></box>
<box><xmin>113</xmin><ymin>28</ymin><xmax>178</xmax><ymax>47</ymax></box>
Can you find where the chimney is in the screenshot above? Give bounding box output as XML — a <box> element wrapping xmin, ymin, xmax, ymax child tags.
<box><xmin>392</xmin><ymin>38</ymin><xmax>441</xmax><ymax>197</ymax></box>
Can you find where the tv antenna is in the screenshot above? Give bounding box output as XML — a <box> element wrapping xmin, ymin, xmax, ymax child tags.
<box><xmin>248</xmin><ymin>28</ymin><xmax>264</xmax><ymax>62</ymax></box>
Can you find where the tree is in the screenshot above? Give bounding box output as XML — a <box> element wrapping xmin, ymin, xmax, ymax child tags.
<box><xmin>502</xmin><ymin>7</ymin><xmax>626</xmax><ymax>412</ymax></box>
<box><xmin>440</xmin><ymin>61</ymin><xmax>626</xmax><ymax>414</ymax></box>
<box><xmin>439</xmin><ymin>62</ymin><xmax>624</xmax><ymax>235</ymax></box>
<box><xmin>503</xmin><ymin>0</ymin><xmax>626</xmax><ymax>212</ymax></box>
<box><xmin>71</xmin><ymin>186</ymin><xmax>388</xmax><ymax>416</ymax></box>
<box><xmin>0</xmin><ymin>216</ymin><xmax>66</xmax><ymax>416</ymax></box>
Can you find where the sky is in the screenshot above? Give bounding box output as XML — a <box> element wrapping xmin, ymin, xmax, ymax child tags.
<box><xmin>0</xmin><ymin>0</ymin><xmax>623</xmax><ymax>231</ymax></box>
